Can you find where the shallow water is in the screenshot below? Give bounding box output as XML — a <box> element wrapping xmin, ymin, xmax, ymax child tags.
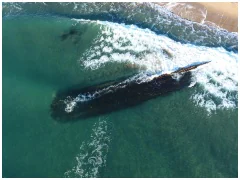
<box><xmin>2</xmin><ymin>2</ymin><xmax>238</xmax><ymax>178</ymax></box>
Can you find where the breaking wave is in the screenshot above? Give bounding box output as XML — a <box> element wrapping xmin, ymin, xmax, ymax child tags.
<box><xmin>3</xmin><ymin>2</ymin><xmax>238</xmax><ymax>52</ymax></box>
<box><xmin>3</xmin><ymin>2</ymin><xmax>238</xmax><ymax>178</ymax></box>
<box><xmin>3</xmin><ymin>2</ymin><xmax>237</xmax><ymax>114</ymax></box>
<box><xmin>63</xmin><ymin>19</ymin><xmax>238</xmax><ymax>114</ymax></box>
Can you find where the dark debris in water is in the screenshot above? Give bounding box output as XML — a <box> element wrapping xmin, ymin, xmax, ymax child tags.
<box><xmin>60</xmin><ymin>27</ymin><xmax>84</xmax><ymax>44</ymax></box>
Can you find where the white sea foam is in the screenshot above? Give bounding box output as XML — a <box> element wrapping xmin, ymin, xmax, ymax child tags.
<box><xmin>64</xmin><ymin>119</ymin><xmax>111</xmax><ymax>178</ymax></box>
<box><xmin>62</xmin><ymin>73</ymin><xmax>147</xmax><ymax>113</ymax></box>
<box><xmin>72</xmin><ymin>19</ymin><xmax>238</xmax><ymax>114</ymax></box>
<box><xmin>3</xmin><ymin>3</ymin><xmax>237</xmax><ymax>114</ymax></box>
<box><xmin>3</xmin><ymin>2</ymin><xmax>237</xmax><ymax>51</ymax></box>
<box><xmin>64</xmin><ymin>94</ymin><xmax>96</xmax><ymax>113</ymax></box>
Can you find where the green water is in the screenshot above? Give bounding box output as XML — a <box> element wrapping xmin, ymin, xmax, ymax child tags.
<box><xmin>2</xmin><ymin>15</ymin><xmax>237</xmax><ymax>178</ymax></box>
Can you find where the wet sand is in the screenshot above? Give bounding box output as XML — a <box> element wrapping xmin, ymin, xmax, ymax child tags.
<box><xmin>156</xmin><ymin>2</ymin><xmax>238</xmax><ymax>32</ymax></box>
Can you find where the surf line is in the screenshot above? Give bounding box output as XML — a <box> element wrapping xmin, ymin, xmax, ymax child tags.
<box><xmin>51</xmin><ymin>61</ymin><xmax>210</xmax><ymax>121</ymax></box>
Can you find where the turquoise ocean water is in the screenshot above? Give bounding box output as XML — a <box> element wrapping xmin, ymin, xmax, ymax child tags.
<box><xmin>2</xmin><ymin>2</ymin><xmax>238</xmax><ymax>178</ymax></box>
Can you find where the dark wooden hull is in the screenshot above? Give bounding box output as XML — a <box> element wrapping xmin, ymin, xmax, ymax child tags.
<box><xmin>51</xmin><ymin>61</ymin><xmax>209</xmax><ymax>121</ymax></box>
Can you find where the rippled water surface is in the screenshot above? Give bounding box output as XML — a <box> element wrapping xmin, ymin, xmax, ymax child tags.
<box><xmin>2</xmin><ymin>2</ymin><xmax>238</xmax><ymax>178</ymax></box>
